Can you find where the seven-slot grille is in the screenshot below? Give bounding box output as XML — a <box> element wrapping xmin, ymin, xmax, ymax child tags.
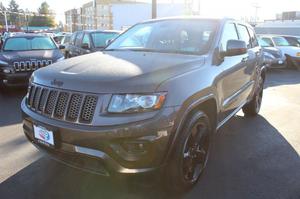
<box><xmin>14</xmin><ymin>60</ymin><xmax>52</xmax><ymax>72</ymax></box>
<box><xmin>27</xmin><ymin>84</ymin><xmax>98</xmax><ymax>124</ymax></box>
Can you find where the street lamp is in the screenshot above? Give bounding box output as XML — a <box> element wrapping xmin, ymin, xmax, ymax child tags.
<box><xmin>152</xmin><ymin>0</ymin><xmax>157</xmax><ymax>19</ymax></box>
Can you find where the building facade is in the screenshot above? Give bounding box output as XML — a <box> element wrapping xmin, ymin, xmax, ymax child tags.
<box><xmin>65</xmin><ymin>0</ymin><xmax>186</xmax><ymax>32</ymax></box>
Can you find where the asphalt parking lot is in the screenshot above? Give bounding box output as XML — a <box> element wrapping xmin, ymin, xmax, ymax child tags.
<box><xmin>0</xmin><ymin>69</ymin><xmax>300</xmax><ymax>199</ymax></box>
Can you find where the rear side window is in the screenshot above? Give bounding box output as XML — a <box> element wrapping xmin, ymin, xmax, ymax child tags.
<box><xmin>237</xmin><ymin>24</ymin><xmax>251</xmax><ymax>49</ymax></box>
<box><xmin>75</xmin><ymin>32</ymin><xmax>83</xmax><ymax>47</ymax></box>
<box><xmin>248</xmin><ymin>27</ymin><xmax>259</xmax><ymax>47</ymax></box>
<box><xmin>220</xmin><ymin>23</ymin><xmax>239</xmax><ymax>52</ymax></box>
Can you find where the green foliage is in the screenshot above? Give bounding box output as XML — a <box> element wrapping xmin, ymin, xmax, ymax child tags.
<box><xmin>28</xmin><ymin>1</ymin><xmax>56</xmax><ymax>27</ymax></box>
<box><xmin>8</xmin><ymin>0</ymin><xmax>19</xmax><ymax>25</ymax></box>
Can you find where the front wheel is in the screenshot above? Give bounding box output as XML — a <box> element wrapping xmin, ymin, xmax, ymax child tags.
<box><xmin>242</xmin><ymin>75</ymin><xmax>264</xmax><ymax>116</ymax></box>
<box><xmin>165</xmin><ymin>111</ymin><xmax>212</xmax><ymax>192</ymax></box>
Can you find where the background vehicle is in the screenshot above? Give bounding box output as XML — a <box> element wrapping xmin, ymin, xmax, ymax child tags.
<box><xmin>259</xmin><ymin>34</ymin><xmax>300</xmax><ymax>69</ymax></box>
<box><xmin>64</xmin><ymin>30</ymin><xmax>120</xmax><ymax>58</ymax></box>
<box><xmin>58</xmin><ymin>33</ymin><xmax>72</xmax><ymax>56</ymax></box>
<box><xmin>258</xmin><ymin>38</ymin><xmax>286</xmax><ymax>68</ymax></box>
<box><xmin>282</xmin><ymin>35</ymin><xmax>300</xmax><ymax>47</ymax></box>
<box><xmin>21</xmin><ymin>18</ymin><xmax>265</xmax><ymax>192</ymax></box>
<box><xmin>0</xmin><ymin>34</ymin><xmax>64</xmax><ymax>88</ymax></box>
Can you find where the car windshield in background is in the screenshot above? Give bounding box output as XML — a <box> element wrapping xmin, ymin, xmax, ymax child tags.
<box><xmin>106</xmin><ymin>19</ymin><xmax>217</xmax><ymax>55</ymax></box>
<box><xmin>4</xmin><ymin>37</ymin><xmax>57</xmax><ymax>51</ymax></box>
<box><xmin>273</xmin><ymin>37</ymin><xmax>290</xmax><ymax>46</ymax></box>
<box><xmin>91</xmin><ymin>32</ymin><xmax>119</xmax><ymax>48</ymax></box>
<box><xmin>258</xmin><ymin>38</ymin><xmax>273</xmax><ymax>47</ymax></box>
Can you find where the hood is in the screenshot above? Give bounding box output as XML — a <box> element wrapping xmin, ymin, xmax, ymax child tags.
<box><xmin>0</xmin><ymin>49</ymin><xmax>63</xmax><ymax>65</ymax></box>
<box><xmin>276</xmin><ymin>46</ymin><xmax>300</xmax><ymax>57</ymax></box>
<box><xmin>33</xmin><ymin>51</ymin><xmax>205</xmax><ymax>93</ymax></box>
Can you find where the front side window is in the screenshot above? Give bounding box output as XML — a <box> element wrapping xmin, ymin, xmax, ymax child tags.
<box><xmin>82</xmin><ymin>34</ymin><xmax>91</xmax><ymax>48</ymax></box>
<box><xmin>4</xmin><ymin>37</ymin><xmax>57</xmax><ymax>51</ymax></box>
<box><xmin>107</xmin><ymin>19</ymin><xmax>218</xmax><ymax>55</ymax></box>
<box><xmin>237</xmin><ymin>24</ymin><xmax>251</xmax><ymax>49</ymax></box>
<box><xmin>220</xmin><ymin>23</ymin><xmax>239</xmax><ymax>52</ymax></box>
<box><xmin>91</xmin><ymin>32</ymin><xmax>119</xmax><ymax>48</ymax></box>
<box><xmin>272</xmin><ymin>37</ymin><xmax>290</xmax><ymax>46</ymax></box>
<box><xmin>261</xmin><ymin>38</ymin><xmax>274</xmax><ymax>47</ymax></box>
<box><xmin>75</xmin><ymin>32</ymin><xmax>83</xmax><ymax>46</ymax></box>
<box><xmin>258</xmin><ymin>38</ymin><xmax>272</xmax><ymax>47</ymax></box>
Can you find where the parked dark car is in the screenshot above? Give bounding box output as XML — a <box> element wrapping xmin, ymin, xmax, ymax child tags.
<box><xmin>64</xmin><ymin>30</ymin><xmax>120</xmax><ymax>58</ymax></box>
<box><xmin>0</xmin><ymin>34</ymin><xmax>64</xmax><ymax>88</ymax></box>
<box><xmin>21</xmin><ymin>18</ymin><xmax>266</xmax><ymax>192</ymax></box>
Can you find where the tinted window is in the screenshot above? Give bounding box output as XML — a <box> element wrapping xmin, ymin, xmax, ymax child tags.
<box><xmin>237</xmin><ymin>24</ymin><xmax>251</xmax><ymax>49</ymax></box>
<box><xmin>4</xmin><ymin>37</ymin><xmax>57</xmax><ymax>51</ymax></box>
<box><xmin>220</xmin><ymin>23</ymin><xmax>239</xmax><ymax>52</ymax></box>
<box><xmin>75</xmin><ymin>32</ymin><xmax>83</xmax><ymax>46</ymax></box>
<box><xmin>261</xmin><ymin>38</ymin><xmax>274</xmax><ymax>47</ymax></box>
<box><xmin>82</xmin><ymin>34</ymin><xmax>91</xmax><ymax>48</ymax></box>
<box><xmin>273</xmin><ymin>37</ymin><xmax>290</xmax><ymax>46</ymax></box>
<box><xmin>70</xmin><ymin>33</ymin><xmax>76</xmax><ymax>45</ymax></box>
<box><xmin>258</xmin><ymin>38</ymin><xmax>272</xmax><ymax>47</ymax></box>
<box><xmin>91</xmin><ymin>32</ymin><xmax>119</xmax><ymax>48</ymax></box>
<box><xmin>107</xmin><ymin>19</ymin><xmax>217</xmax><ymax>55</ymax></box>
<box><xmin>248</xmin><ymin>27</ymin><xmax>259</xmax><ymax>47</ymax></box>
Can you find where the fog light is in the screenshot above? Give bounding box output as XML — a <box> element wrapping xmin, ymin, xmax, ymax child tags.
<box><xmin>3</xmin><ymin>69</ymin><xmax>11</xmax><ymax>74</ymax></box>
<box><xmin>3</xmin><ymin>79</ymin><xmax>8</xmax><ymax>84</ymax></box>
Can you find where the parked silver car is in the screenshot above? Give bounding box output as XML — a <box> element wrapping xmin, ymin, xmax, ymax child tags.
<box><xmin>259</xmin><ymin>35</ymin><xmax>300</xmax><ymax>69</ymax></box>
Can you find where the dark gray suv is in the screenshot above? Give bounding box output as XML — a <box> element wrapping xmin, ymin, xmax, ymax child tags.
<box><xmin>21</xmin><ymin>18</ymin><xmax>266</xmax><ymax>191</ymax></box>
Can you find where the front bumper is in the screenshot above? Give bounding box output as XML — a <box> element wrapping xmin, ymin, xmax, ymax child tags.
<box><xmin>0</xmin><ymin>71</ymin><xmax>32</xmax><ymax>87</ymax></box>
<box><xmin>21</xmin><ymin>98</ymin><xmax>178</xmax><ymax>176</ymax></box>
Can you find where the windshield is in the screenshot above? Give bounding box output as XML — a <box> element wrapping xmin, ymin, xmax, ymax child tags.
<box><xmin>258</xmin><ymin>38</ymin><xmax>273</xmax><ymax>47</ymax></box>
<box><xmin>91</xmin><ymin>32</ymin><xmax>119</xmax><ymax>48</ymax></box>
<box><xmin>106</xmin><ymin>19</ymin><xmax>217</xmax><ymax>55</ymax></box>
<box><xmin>4</xmin><ymin>37</ymin><xmax>57</xmax><ymax>51</ymax></box>
<box><xmin>272</xmin><ymin>37</ymin><xmax>290</xmax><ymax>46</ymax></box>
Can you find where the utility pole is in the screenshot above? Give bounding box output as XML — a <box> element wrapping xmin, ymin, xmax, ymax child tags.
<box><xmin>4</xmin><ymin>11</ymin><xmax>8</xmax><ymax>32</ymax></box>
<box><xmin>253</xmin><ymin>3</ymin><xmax>260</xmax><ymax>25</ymax></box>
<box><xmin>152</xmin><ymin>0</ymin><xmax>157</xmax><ymax>19</ymax></box>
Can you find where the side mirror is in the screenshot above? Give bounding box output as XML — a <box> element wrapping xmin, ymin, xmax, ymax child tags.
<box><xmin>81</xmin><ymin>43</ymin><xmax>90</xmax><ymax>50</ymax></box>
<box><xmin>224</xmin><ymin>40</ymin><xmax>247</xmax><ymax>57</ymax></box>
<box><xmin>59</xmin><ymin>45</ymin><xmax>65</xmax><ymax>50</ymax></box>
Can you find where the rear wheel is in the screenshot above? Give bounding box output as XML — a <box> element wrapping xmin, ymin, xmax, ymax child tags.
<box><xmin>165</xmin><ymin>111</ymin><xmax>212</xmax><ymax>192</ymax></box>
<box><xmin>242</xmin><ymin>74</ymin><xmax>264</xmax><ymax>116</ymax></box>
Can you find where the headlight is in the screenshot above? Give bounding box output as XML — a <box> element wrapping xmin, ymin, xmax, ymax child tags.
<box><xmin>0</xmin><ymin>60</ymin><xmax>8</xmax><ymax>66</ymax></box>
<box><xmin>108</xmin><ymin>93</ymin><xmax>166</xmax><ymax>113</ymax></box>
<box><xmin>57</xmin><ymin>56</ymin><xmax>65</xmax><ymax>62</ymax></box>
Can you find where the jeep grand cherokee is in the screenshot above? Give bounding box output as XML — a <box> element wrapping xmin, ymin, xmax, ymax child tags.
<box><xmin>21</xmin><ymin>18</ymin><xmax>266</xmax><ymax>191</ymax></box>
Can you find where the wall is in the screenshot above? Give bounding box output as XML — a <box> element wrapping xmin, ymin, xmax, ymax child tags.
<box><xmin>111</xmin><ymin>3</ymin><xmax>184</xmax><ymax>30</ymax></box>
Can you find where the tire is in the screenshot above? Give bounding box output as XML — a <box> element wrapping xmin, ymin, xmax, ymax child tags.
<box><xmin>165</xmin><ymin>111</ymin><xmax>212</xmax><ymax>192</ymax></box>
<box><xmin>286</xmin><ymin>56</ymin><xmax>296</xmax><ymax>69</ymax></box>
<box><xmin>242</xmin><ymin>74</ymin><xmax>264</xmax><ymax>117</ymax></box>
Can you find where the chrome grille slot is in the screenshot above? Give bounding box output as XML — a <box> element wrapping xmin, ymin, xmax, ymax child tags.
<box><xmin>67</xmin><ymin>94</ymin><xmax>83</xmax><ymax>122</ymax></box>
<box><xmin>32</xmin><ymin>87</ymin><xmax>42</xmax><ymax>110</ymax></box>
<box><xmin>54</xmin><ymin>92</ymin><xmax>69</xmax><ymax>119</ymax></box>
<box><xmin>45</xmin><ymin>90</ymin><xmax>58</xmax><ymax>115</ymax></box>
<box><xmin>38</xmin><ymin>88</ymin><xmax>49</xmax><ymax>112</ymax></box>
<box><xmin>26</xmin><ymin>84</ymin><xmax>98</xmax><ymax>124</ymax></box>
<box><xmin>80</xmin><ymin>96</ymin><xmax>98</xmax><ymax>123</ymax></box>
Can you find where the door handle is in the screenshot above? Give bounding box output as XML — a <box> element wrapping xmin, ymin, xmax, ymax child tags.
<box><xmin>241</xmin><ymin>57</ymin><xmax>248</xmax><ymax>63</ymax></box>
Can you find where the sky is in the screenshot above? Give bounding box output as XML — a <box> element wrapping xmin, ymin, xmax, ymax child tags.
<box><xmin>1</xmin><ymin>0</ymin><xmax>300</xmax><ymax>23</ymax></box>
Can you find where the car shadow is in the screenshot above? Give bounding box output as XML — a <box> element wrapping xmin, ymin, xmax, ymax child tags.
<box><xmin>0</xmin><ymin>115</ymin><xmax>299</xmax><ymax>199</ymax></box>
<box><xmin>0</xmin><ymin>88</ymin><xmax>27</xmax><ymax>127</ymax></box>
<box><xmin>265</xmin><ymin>68</ymin><xmax>300</xmax><ymax>88</ymax></box>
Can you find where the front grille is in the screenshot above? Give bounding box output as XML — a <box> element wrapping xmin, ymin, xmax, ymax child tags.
<box><xmin>27</xmin><ymin>84</ymin><xmax>98</xmax><ymax>124</ymax></box>
<box><xmin>14</xmin><ymin>60</ymin><xmax>52</xmax><ymax>72</ymax></box>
